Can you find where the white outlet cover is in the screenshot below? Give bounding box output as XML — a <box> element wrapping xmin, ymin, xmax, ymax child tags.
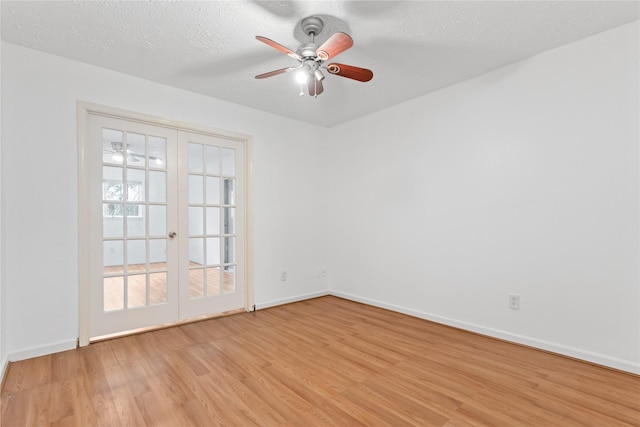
<box><xmin>509</xmin><ymin>294</ymin><xmax>520</xmax><ymax>310</ymax></box>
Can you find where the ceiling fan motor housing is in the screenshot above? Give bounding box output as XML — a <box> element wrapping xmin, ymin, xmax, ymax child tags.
<box><xmin>299</xmin><ymin>42</ymin><xmax>319</xmax><ymax>58</ymax></box>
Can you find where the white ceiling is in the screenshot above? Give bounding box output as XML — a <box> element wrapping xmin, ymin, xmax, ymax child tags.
<box><xmin>2</xmin><ymin>1</ymin><xmax>638</xmax><ymax>127</ymax></box>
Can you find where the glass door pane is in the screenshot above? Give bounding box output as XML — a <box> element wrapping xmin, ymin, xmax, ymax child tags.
<box><xmin>101</xmin><ymin>128</ymin><xmax>171</xmax><ymax>311</ymax></box>
<box><xmin>185</xmin><ymin>142</ymin><xmax>232</xmax><ymax>299</ymax></box>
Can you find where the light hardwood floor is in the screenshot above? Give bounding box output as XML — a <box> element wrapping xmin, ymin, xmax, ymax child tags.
<box><xmin>1</xmin><ymin>296</ymin><xmax>639</xmax><ymax>426</ymax></box>
<box><xmin>103</xmin><ymin>262</ymin><xmax>235</xmax><ymax>311</ymax></box>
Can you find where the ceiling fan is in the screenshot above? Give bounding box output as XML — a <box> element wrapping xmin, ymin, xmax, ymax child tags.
<box><xmin>255</xmin><ymin>16</ymin><xmax>374</xmax><ymax>97</ymax></box>
<box><xmin>103</xmin><ymin>141</ymin><xmax>163</xmax><ymax>165</ymax></box>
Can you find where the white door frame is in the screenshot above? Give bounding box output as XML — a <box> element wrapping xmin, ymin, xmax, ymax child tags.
<box><xmin>77</xmin><ymin>101</ymin><xmax>254</xmax><ymax>347</ymax></box>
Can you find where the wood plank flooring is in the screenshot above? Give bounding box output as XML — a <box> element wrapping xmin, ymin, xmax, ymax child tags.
<box><xmin>103</xmin><ymin>262</ymin><xmax>235</xmax><ymax>311</ymax></box>
<box><xmin>1</xmin><ymin>296</ymin><xmax>639</xmax><ymax>426</ymax></box>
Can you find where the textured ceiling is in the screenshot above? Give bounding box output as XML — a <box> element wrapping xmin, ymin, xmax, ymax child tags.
<box><xmin>2</xmin><ymin>1</ymin><xmax>638</xmax><ymax>127</ymax></box>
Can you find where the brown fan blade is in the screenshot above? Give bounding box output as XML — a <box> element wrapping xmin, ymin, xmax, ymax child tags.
<box><xmin>255</xmin><ymin>67</ymin><xmax>297</xmax><ymax>79</ymax></box>
<box><xmin>256</xmin><ymin>36</ymin><xmax>302</xmax><ymax>60</ymax></box>
<box><xmin>326</xmin><ymin>63</ymin><xmax>373</xmax><ymax>82</ymax></box>
<box><xmin>316</xmin><ymin>32</ymin><xmax>353</xmax><ymax>60</ymax></box>
<box><xmin>308</xmin><ymin>78</ymin><xmax>324</xmax><ymax>97</ymax></box>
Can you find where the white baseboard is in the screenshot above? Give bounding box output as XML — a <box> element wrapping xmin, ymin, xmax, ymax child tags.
<box><xmin>331</xmin><ymin>290</ymin><xmax>640</xmax><ymax>375</ymax></box>
<box><xmin>0</xmin><ymin>354</ymin><xmax>9</xmax><ymax>386</ymax></box>
<box><xmin>255</xmin><ymin>290</ymin><xmax>330</xmax><ymax>310</ymax></box>
<box><xmin>8</xmin><ymin>339</ymin><xmax>77</xmax><ymax>363</ymax></box>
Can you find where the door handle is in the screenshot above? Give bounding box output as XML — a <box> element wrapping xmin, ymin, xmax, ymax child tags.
<box><xmin>168</xmin><ymin>231</ymin><xmax>177</xmax><ymax>238</ymax></box>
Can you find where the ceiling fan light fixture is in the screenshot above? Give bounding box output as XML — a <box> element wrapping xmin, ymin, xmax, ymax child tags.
<box><xmin>295</xmin><ymin>69</ymin><xmax>308</xmax><ymax>84</ymax></box>
<box><xmin>112</xmin><ymin>153</ymin><xmax>124</xmax><ymax>162</ymax></box>
<box><xmin>314</xmin><ymin>69</ymin><xmax>325</xmax><ymax>82</ymax></box>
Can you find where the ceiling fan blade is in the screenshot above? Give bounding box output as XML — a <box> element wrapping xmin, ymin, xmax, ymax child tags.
<box><xmin>255</xmin><ymin>67</ymin><xmax>297</xmax><ymax>79</ymax></box>
<box><xmin>316</xmin><ymin>32</ymin><xmax>353</xmax><ymax>60</ymax></box>
<box><xmin>255</xmin><ymin>36</ymin><xmax>302</xmax><ymax>61</ymax></box>
<box><xmin>308</xmin><ymin>78</ymin><xmax>324</xmax><ymax>97</ymax></box>
<box><xmin>326</xmin><ymin>63</ymin><xmax>373</xmax><ymax>82</ymax></box>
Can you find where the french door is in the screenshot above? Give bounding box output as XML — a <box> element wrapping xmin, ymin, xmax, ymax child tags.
<box><xmin>86</xmin><ymin>113</ymin><xmax>246</xmax><ymax>338</ymax></box>
<box><xmin>178</xmin><ymin>131</ymin><xmax>245</xmax><ymax>319</ymax></box>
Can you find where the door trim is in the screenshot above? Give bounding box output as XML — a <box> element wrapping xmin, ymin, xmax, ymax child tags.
<box><xmin>77</xmin><ymin>101</ymin><xmax>254</xmax><ymax>346</ymax></box>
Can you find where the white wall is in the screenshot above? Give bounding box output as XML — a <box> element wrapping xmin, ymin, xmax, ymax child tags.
<box><xmin>1</xmin><ymin>42</ymin><xmax>329</xmax><ymax>359</ymax></box>
<box><xmin>0</xmin><ymin>4</ymin><xmax>7</xmax><ymax>380</ymax></box>
<box><xmin>328</xmin><ymin>22</ymin><xmax>639</xmax><ymax>373</ymax></box>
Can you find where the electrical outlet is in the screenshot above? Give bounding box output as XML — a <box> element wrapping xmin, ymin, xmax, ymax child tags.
<box><xmin>280</xmin><ymin>271</ymin><xmax>288</xmax><ymax>281</ymax></box>
<box><xmin>509</xmin><ymin>294</ymin><xmax>520</xmax><ymax>310</ymax></box>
